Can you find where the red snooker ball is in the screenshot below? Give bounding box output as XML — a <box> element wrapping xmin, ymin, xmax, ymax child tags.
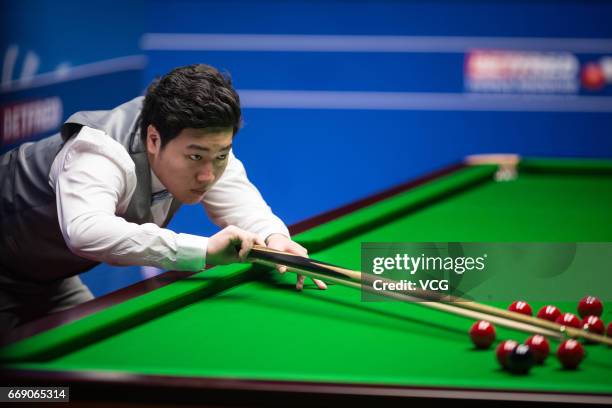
<box><xmin>508</xmin><ymin>300</ymin><xmax>533</xmax><ymax>316</ymax></box>
<box><xmin>578</xmin><ymin>296</ymin><xmax>603</xmax><ymax>318</ymax></box>
<box><xmin>581</xmin><ymin>62</ymin><xmax>606</xmax><ymax>91</ymax></box>
<box><xmin>557</xmin><ymin>339</ymin><xmax>585</xmax><ymax>369</ymax></box>
<box><xmin>470</xmin><ymin>320</ymin><xmax>496</xmax><ymax>349</ymax></box>
<box><xmin>582</xmin><ymin>315</ymin><xmax>605</xmax><ymax>336</ymax></box>
<box><xmin>524</xmin><ymin>335</ymin><xmax>550</xmax><ymax>364</ymax></box>
<box><xmin>537</xmin><ymin>305</ymin><xmax>562</xmax><ymax>322</ymax></box>
<box><xmin>556</xmin><ymin>313</ymin><xmax>582</xmax><ymax>328</ymax></box>
<box><xmin>607</xmin><ymin>322</ymin><xmax>612</xmax><ymax>338</ymax></box>
<box><xmin>496</xmin><ymin>339</ymin><xmax>518</xmax><ymax>368</ymax></box>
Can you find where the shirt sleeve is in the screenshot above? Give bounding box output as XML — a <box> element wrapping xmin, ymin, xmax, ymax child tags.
<box><xmin>201</xmin><ymin>151</ymin><xmax>290</xmax><ymax>241</ymax></box>
<box><xmin>51</xmin><ymin>126</ymin><xmax>208</xmax><ymax>271</ymax></box>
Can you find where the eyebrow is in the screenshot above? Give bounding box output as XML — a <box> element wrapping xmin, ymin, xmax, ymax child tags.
<box><xmin>186</xmin><ymin>144</ymin><xmax>232</xmax><ymax>152</ymax></box>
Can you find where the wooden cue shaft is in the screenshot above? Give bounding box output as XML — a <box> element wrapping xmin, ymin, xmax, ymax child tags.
<box><xmin>252</xmin><ymin>258</ymin><xmax>563</xmax><ymax>339</ymax></box>
<box><xmin>249</xmin><ymin>245</ymin><xmax>612</xmax><ymax>346</ymax></box>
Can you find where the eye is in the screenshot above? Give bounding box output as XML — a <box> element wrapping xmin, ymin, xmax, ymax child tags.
<box><xmin>216</xmin><ymin>154</ymin><xmax>228</xmax><ymax>161</ymax></box>
<box><xmin>188</xmin><ymin>154</ymin><xmax>202</xmax><ymax>161</ymax></box>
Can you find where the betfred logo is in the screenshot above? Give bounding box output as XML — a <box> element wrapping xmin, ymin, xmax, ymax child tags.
<box><xmin>1</xmin><ymin>97</ymin><xmax>63</xmax><ymax>147</ymax></box>
<box><xmin>465</xmin><ymin>50</ymin><xmax>580</xmax><ymax>93</ymax></box>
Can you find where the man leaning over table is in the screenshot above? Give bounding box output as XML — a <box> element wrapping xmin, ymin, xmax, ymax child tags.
<box><xmin>0</xmin><ymin>64</ymin><xmax>326</xmax><ymax>333</ymax></box>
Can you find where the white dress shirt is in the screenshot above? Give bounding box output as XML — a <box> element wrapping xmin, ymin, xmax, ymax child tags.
<box><xmin>48</xmin><ymin>126</ymin><xmax>289</xmax><ymax>272</ymax></box>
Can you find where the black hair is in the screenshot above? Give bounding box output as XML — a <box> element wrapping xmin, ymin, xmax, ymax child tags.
<box><xmin>140</xmin><ymin>64</ymin><xmax>242</xmax><ymax>146</ymax></box>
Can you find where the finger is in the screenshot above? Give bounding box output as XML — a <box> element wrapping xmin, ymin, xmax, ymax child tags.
<box><xmin>286</xmin><ymin>242</ymin><xmax>307</xmax><ymax>258</ymax></box>
<box><xmin>312</xmin><ymin>278</ymin><xmax>327</xmax><ymax>290</ymax></box>
<box><xmin>296</xmin><ymin>274</ymin><xmax>305</xmax><ymax>291</ymax></box>
<box><xmin>237</xmin><ymin>233</ymin><xmax>256</xmax><ymax>261</ymax></box>
<box><xmin>254</xmin><ymin>235</ymin><xmax>266</xmax><ymax>247</ymax></box>
<box><xmin>276</xmin><ymin>264</ymin><xmax>288</xmax><ymax>274</ymax></box>
<box><xmin>297</xmin><ymin>244</ymin><xmax>308</xmax><ymax>258</ymax></box>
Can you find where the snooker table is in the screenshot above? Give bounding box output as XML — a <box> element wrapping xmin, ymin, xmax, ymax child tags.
<box><xmin>1</xmin><ymin>156</ymin><xmax>612</xmax><ymax>407</ymax></box>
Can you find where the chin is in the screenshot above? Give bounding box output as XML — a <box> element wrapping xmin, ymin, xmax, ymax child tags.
<box><xmin>177</xmin><ymin>197</ymin><xmax>199</xmax><ymax>205</ymax></box>
<box><xmin>178</xmin><ymin>191</ymin><xmax>205</xmax><ymax>204</ymax></box>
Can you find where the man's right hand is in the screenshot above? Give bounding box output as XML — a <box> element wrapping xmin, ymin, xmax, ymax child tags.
<box><xmin>206</xmin><ymin>225</ymin><xmax>265</xmax><ymax>265</ymax></box>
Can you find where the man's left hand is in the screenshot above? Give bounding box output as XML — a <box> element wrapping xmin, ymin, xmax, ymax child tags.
<box><xmin>265</xmin><ymin>233</ymin><xmax>328</xmax><ymax>291</ymax></box>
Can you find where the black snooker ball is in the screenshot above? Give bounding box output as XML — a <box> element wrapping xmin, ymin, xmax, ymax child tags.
<box><xmin>506</xmin><ymin>344</ymin><xmax>535</xmax><ymax>374</ymax></box>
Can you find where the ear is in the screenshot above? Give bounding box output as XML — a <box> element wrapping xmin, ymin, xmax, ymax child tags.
<box><xmin>146</xmin><ymin>125</ymin><xmax>161</xmax><ymax>154</ymax></box>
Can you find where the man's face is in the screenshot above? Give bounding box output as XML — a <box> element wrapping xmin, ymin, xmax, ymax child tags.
<box><xmin>146</xmin><ymin>125</ymin><xmax>233</xmax><ymax>204</ymax></box>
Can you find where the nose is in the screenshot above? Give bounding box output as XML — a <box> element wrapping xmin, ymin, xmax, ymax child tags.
<box><xmin>196</xmin><ymin>162</ymin><xmax>214</xmax><ymax>183</ymax></box>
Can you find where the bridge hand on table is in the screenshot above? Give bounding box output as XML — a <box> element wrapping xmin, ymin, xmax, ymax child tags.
<box><xmin>265</xmin><ymin>233</ymin><xmax>328</xmax><ymax>291</ymax></box>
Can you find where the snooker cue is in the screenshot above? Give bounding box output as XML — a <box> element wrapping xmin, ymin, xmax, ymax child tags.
<box><xmin>248</xmin><ymin>245</ymin><xmax>612</xmax><ymax>346</ymax></box>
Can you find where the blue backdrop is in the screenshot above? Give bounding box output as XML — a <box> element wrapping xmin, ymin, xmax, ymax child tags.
<box><xmin>147</xmin><ymin>0</ymin><xmax>612</xmax><ymax>244</ymax></box>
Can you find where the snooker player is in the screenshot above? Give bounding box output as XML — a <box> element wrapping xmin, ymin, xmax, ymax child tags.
<box><xmin>0</xmin><ymin>64</ymin><xmax>326</xmax><ymax>332</ymax></box>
